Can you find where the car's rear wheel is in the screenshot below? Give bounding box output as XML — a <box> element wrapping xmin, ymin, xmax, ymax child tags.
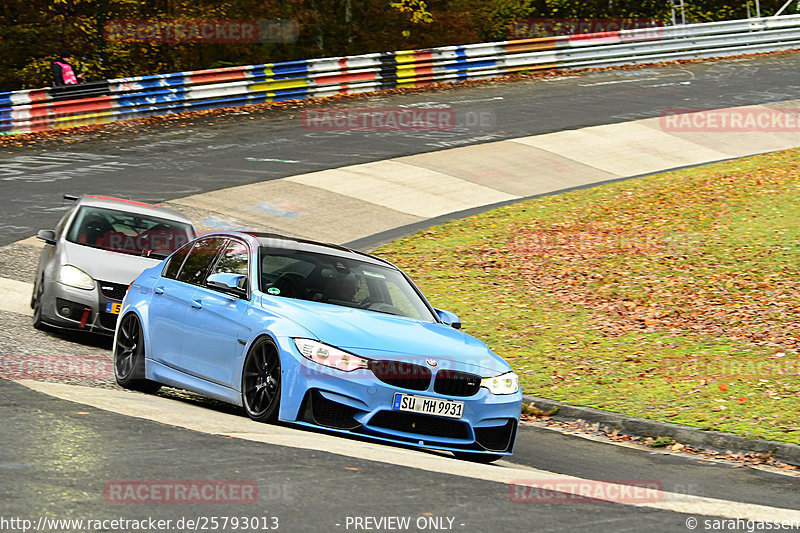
<box><xmin>241</xmin><ymin>337</ymin><xmax>281</xmax><ymax>423</ymax></box>
<box><xmin>114</xmin><ymin>313</ymin><xmax>160</xmax><ymax>394</ymax></box>
<box><xmin>453</xmin><ymin>451</ymin><xmax>504</xmax><ymax>463</ymax></box>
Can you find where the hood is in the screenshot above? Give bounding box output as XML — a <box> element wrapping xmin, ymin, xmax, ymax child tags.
<box><xmin>62</xmin><ymin>241</ymin><xmax>162</xmax><ymax>285</ymax></box>
<box><xmin>259</xmin><ymin>295</ymin><xmax>510</xmax><ymax>376</ymax></box>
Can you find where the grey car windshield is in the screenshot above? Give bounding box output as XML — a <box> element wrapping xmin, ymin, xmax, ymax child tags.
<box><xmin>66</xmin><ymin>206</ymin><xmax>194</xmax><ymax>258</ymax></box>
<box><xmin>259</xmin><ymin>247</ymin><xmax>436</xmax><ymax>322</ymax></box>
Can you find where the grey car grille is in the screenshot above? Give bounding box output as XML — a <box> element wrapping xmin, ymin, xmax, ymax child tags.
<box><xmin>98</xmin><ymin>281</ymin><xmax>128</xmax><ymax>301</ymax></box>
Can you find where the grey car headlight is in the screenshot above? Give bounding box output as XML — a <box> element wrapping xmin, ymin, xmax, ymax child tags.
<box><xmin>58</xmin><ymin>265</ymin><xmax>96</xmax><ymax>290</ymax></box>
<box><xmin>481</xmin><ymin>372</ymin><xmax>519</xmax><ymax>395</ymax></box>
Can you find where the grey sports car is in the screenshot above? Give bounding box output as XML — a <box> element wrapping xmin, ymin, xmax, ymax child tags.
<box><xmin>31</xmin><ymin>195</ymin><xmax>197</xmax><ymax>335</ymax></box>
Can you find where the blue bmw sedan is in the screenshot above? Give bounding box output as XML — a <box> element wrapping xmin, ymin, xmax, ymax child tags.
<box><xmin>114</xmin><ymin>231</ymin><xmax>522</xmax><ymax>461</ymax></box>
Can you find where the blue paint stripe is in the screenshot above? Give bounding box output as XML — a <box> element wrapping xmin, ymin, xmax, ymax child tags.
<box><xmin>0</xmin><ymin>114</ymin><xmax>13</xmax><ymax>133</ymax></box>
<box><xmin>272</xmin><ymin>90</ymin><xmax>308</xmax><ymax>101</ymax></box>
<box><xmin>110</xmin><ymin>73</ymin><xmax>187</xmax><ymax>91</ymax></box>
<box><xmin>271</xmin><ymin>60</ymin><xmax>308</xmax><ymax>77</ymax></box>
<box><xmin>249</xmin><ymin>66</ymin><xmax>268</xmax><ymax>82</ymax></box>
<box><xmin>442</xmin><ymin>58</ymin><xmax>497</xmax><ymax>71</ymax></box>
<box><xmin>114</xmin><ymin>88</ymin><xmax>187</xmax><ymax>108</ymax></box>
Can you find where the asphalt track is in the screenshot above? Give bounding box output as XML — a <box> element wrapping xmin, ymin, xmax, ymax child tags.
<box><xmin>3</xmin><ymin>52</ymin><xmax>800</xmax><ymax>246</ymax></box>
<box><xmin>2</xmin><ymin>53</ymin><xmax>800</xmax><ymax>532</ymax></box>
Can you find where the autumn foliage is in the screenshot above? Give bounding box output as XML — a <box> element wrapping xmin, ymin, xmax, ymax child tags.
<box><xmin>1</xmin><ymin>0</ymin><xmax>795</xmax><ymax>91</ymax></box>
<box><xmin>378</xmin><ymin>148</ymin><xmax>800</xmax><ymax>443</ymax></box>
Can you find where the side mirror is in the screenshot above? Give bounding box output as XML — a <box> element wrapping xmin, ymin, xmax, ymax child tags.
<box><xmin>36</xmin><ymin>229</ymin><xmax>57</xmax><ymax>245</ymax></box>
<box><xmin>207</xmin><ymin>273</ymin><xmax>248</xmax><ymax>298</ymax></box>
<box><xmin>435</xmin><ymin>308</ymin><xmax>462</xmax><ymax>330</ymax></box>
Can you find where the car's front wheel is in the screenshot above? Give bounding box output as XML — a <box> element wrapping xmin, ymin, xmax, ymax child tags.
<box><xmin>31</xmin><ymin>276</ymin><xmax>46</xmax><ymax>331</ymax></box>
<box><xmin>114</xmin><ymin>313</ymin><xmax>161</xmax><ymax>394</ymax></box>
<box><xmin>241</xmin><ymin>337</ymin><xmax>281</xmax><ymax>423</ymax></box>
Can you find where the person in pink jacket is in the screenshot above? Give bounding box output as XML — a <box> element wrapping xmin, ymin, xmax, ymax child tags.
<box><xmin>51</xmin><ymin>54</ymin><xmax>85</xmax><ymax>86</ymax></box>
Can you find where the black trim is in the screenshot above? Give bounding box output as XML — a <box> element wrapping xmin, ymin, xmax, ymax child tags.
<box><xmin>204</xmin><ymin>236</ymin><xmax>252</xmax><ymax>300</ymax></box>
<box><xmin>369</xmin><ymin>360</ymin><xmax>431</xmax><ymax>391</ymax></box>
<box><xmin>368</xmin><ymin>410</ymin><xmax>470</xmax><ymax>440</ymax></box>
<box><xmin>302</xmin><ymin>390</ymin><xmax>362</xmax><ymax>430</ymax></box>
<box><xmin>475</xmin><ymin>420</ymin><xmax>517</xmax><ymax>453</ymax></box>
<box><xmin>378</xmin><ymin>53</ymin><xmax>398</xmax><ymax>90</ymax></box>
<box><xmin>434</xmin><ymin>370</ymin><xmax>482</xmax><ymax>397</ymax></box>
<box><xmin>49</xmin><ymin>81</ymin><xmax>111</xmax><ymax>102</ymax></box>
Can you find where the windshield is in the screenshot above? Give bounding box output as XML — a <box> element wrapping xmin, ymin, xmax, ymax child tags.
<box><xmin>259</xmin><ymin>247</ymin><xmax>436</xmax><ymax>322</ymax></box>
<box><xmin>66</xmin><ymin>205</ymin><xmax>195</xmax><ymax>259</ymax></box>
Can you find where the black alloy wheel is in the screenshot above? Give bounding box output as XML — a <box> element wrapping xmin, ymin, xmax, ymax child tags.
<box><xmin>114</xmin><ymin>313</ymin><xmax>161</xmax><ymax>394</ymax></box>
<box><xmin>242</xmin><ymin>337</ymin><xmax>282</xmax><ymax>422</ymax></box>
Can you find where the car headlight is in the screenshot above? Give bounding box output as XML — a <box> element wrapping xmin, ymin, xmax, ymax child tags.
<box><xmin>481</xmin><ymin>372</ymin><xmax>519</xmax><ymax>395</ymax></box>
<box><xmin>294</xmin><ymin>339</ymin><xmax>369</xmax><ymax>372</ymax></box>
<box><xmin>58</xmin><ymin>265</ymin><xmax>95</xmax><ymax>290</ymax></box>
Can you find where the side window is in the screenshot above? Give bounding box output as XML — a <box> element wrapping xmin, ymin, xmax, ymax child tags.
<box><xmin>209</xmin><ymin>240</ymin><xmax>249</xmax><ymax>290</ymax></box>
<box><xmin>162</xmin><ymin>242</ymin><xmax>192</xmax><ymax>280</ymax></box>
<box><xmin>176</xmin><ymin>237</ymin><xmax>226</xmax><ymax>286</ymax></box>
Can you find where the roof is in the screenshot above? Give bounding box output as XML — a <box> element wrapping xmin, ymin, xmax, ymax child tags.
<box><xmin>222</xmin><ymin>231</ymin><xmax>395</xmax><ymax>269</ymax></box>
<box><xmin>77</xmin><ymin>195</ymin><xmax>194</xmax><ymax>225</ymax></box>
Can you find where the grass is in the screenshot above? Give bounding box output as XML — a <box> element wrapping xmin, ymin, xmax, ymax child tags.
<box><xmin>375</xmin><ymin>148</ymin><xmax>800</xmax><ymax>444</ymax></box>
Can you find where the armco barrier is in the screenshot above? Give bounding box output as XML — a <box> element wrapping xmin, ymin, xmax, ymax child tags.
<box><xmin>2</xmin><ymin>15</ymin><xmax>800</xmax><ymax>134</ymax></box>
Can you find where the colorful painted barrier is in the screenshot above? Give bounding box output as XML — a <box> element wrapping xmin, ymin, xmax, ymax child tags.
<box><xmin>2</xmin><ymin>15</ymin><xmax>800</xmax><ymax>134</ymax></box>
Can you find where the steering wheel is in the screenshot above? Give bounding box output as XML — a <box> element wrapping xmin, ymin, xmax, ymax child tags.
<box><xmin>270</xmin><ymin>273</ymin><xmax>306</xmax><ymax>299</ymax></box>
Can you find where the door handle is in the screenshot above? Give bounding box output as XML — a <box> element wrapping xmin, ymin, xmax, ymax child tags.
<box><xmin>154</xmin><ymin>287</ymin><xmax>164</xmax><ymax>295</ymax></box>
<box><xmin>191</xmin><ymin>299</ymin><xmax>203</xmax><ymax>309</ymax></box>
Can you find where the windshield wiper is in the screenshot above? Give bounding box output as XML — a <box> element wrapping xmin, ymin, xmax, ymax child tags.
<box><xmin>365</xmin><ymin>307</ymin><xmax>404</xmax><ymax>317</ymax></box>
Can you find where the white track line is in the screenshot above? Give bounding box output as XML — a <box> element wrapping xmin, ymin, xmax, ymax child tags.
<box><xmin>0</xmin><ymin>277</ymin><xmax>33</xmax><ymax>316</ymax></box>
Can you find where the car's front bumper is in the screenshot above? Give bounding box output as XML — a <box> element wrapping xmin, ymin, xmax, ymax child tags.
<box><xmin>277</xmin><ymin>338</ymin><xmax>522</xmax><ymax>455</ymax></box>
<box><xmin>39</xmin><ymin>278</ymin><xmax>121</xmax><ymax>335</ymax></box>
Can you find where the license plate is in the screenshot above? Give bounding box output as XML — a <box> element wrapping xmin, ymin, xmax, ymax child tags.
<box><xmin>105</xmin><ymin>302</ymin><xmax>122</xmax><ymax>314</ymax></box>
<box><xmin>392</xmin><ymin>393</ymin><xmax>464</xmax><ymax>419</ymax></box>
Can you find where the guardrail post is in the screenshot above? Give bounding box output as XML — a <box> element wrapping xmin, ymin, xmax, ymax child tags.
<box><xmin>775</xmin><ymin>0</ymin><xmax>795</xmax><ymax>16</ymax></box>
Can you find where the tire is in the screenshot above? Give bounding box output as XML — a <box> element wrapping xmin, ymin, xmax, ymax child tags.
<box><xmin>31</xmin><ymin>276</ymin><xmax>46</xmax><ymax>331</ymax></box>
<box><xmin>453</xmin><ymin>451</ymin><xmax>504</xmax><ymax>463</ymax></box>
<box><xmin>114</xmin><ymin>313</ymin><xmax>161</xmax><ymax>394</ymax></box>
<box><xmin>241</xmin><ymin>337</ymin><xmax>281</xmax><ymax>423</ymax></box>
